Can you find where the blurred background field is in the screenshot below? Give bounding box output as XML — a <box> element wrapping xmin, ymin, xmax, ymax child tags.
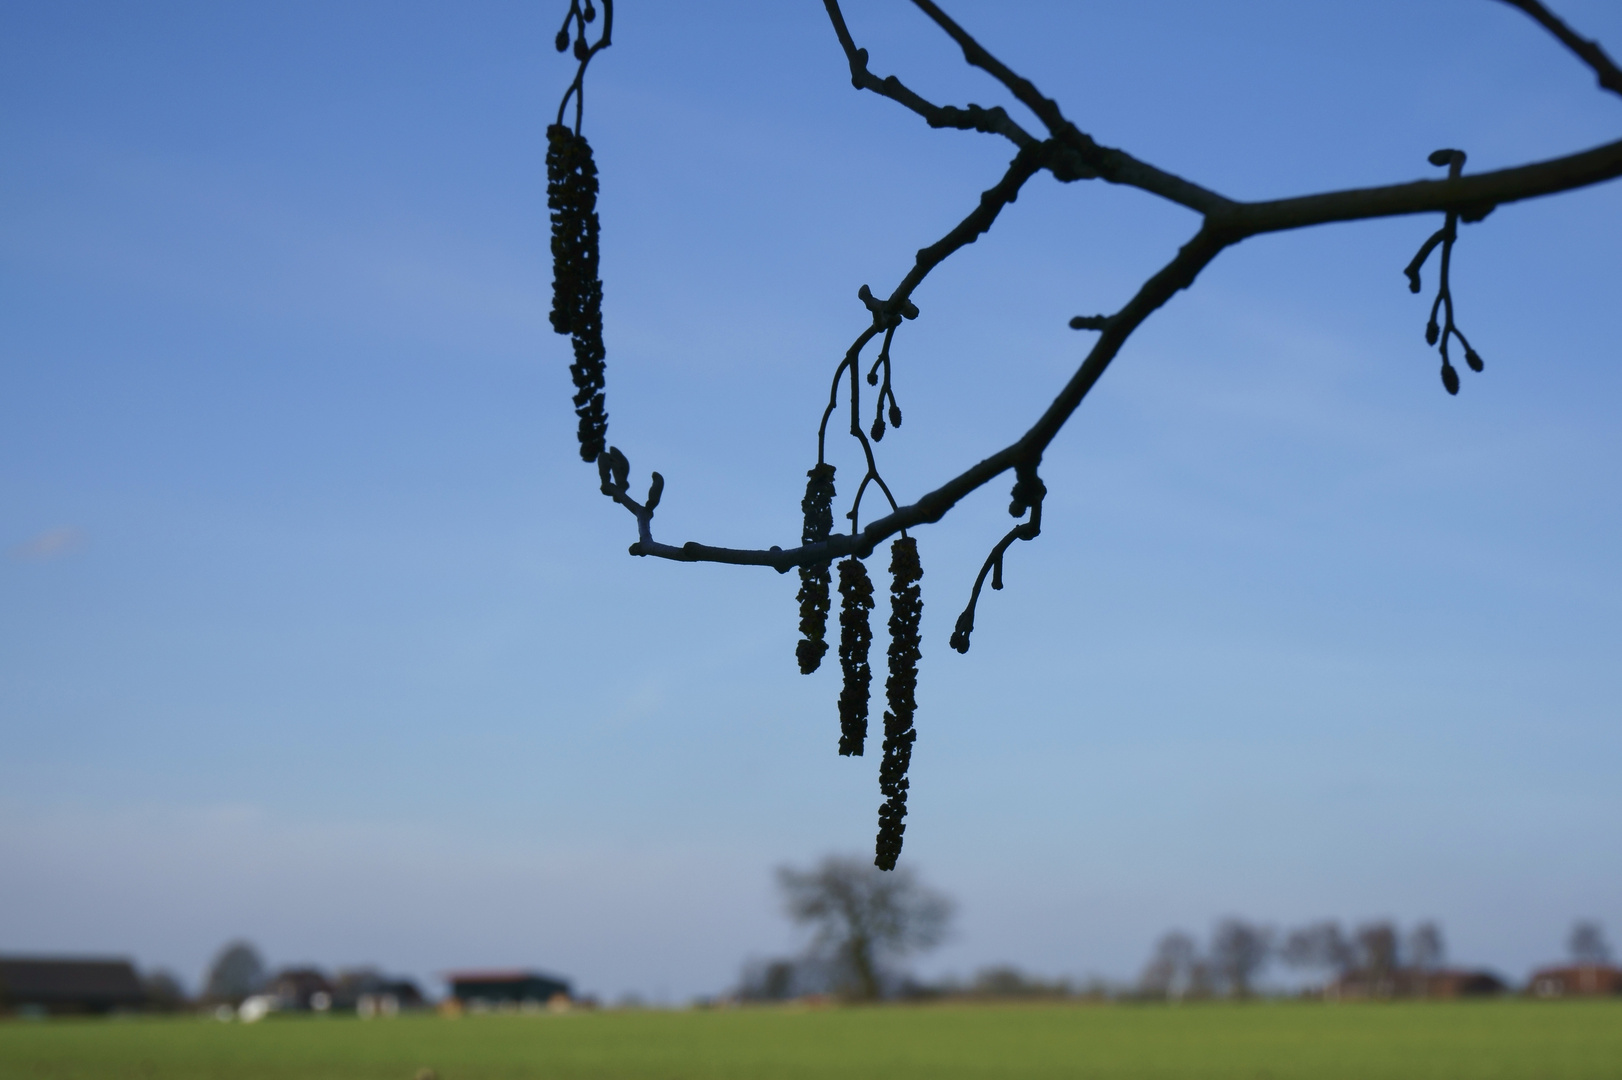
<box><xmin>3</xmin><ymin>1000</ymin><xmax>1622</xmax><ymax>1080</ymax></box>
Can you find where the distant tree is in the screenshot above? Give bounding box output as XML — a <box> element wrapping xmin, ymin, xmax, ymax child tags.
<box><xmin>1407</xmin><ymin>922</ymin><xmax>1446</xmax><ymax>972</ymax></box>
<box><xmin>1209</xmin><ymin>919</ymin><xmax>1272</xmax><ymax>999</ymax></box>
<box><xmin>1354</xmin><ymin>922</ymin><xmax>1401</xmax><ymax>988</ymax></box>
<box><xmin>754</xmin><ymin>959</ymin><xmax>799</xmax><ymax>1002</ymax></box>
<box><xmin>735</xmin><ymin>956</ymin><xmax>834</xmax><ymax>1002</ymax></box>
<box><xmin>141</xmin><ymin>969</ymin><xmax>189</xmax><ymax>1012</ymax></box>
<box><xmin>202</xmin><ymin>940</ymin><xmax>266</xmax><ymax>1005</ymax></box>
<box><xmin>777</xmin><ymin>854</ymin><xmax>953</xmax><ymax>1001</ymax></box>
<box><xmin>968</xmin><ymin>965</ymin><xmax>1070</xmax><ymax>999</ymax></box>
<box><xmin>1281</xmin><ymin>920</ymin><xmax>1355</xmax><ymax>983</ymax></box>
<box><xmin>1139</xmin><ymin>931</ymin><xmax>1204</xmax><ymax>1001</ymax></box>
<box><xmin>1568</xmin><ymin>921</ymin><xmax>1613</xmax><ymax>966</ymax></box>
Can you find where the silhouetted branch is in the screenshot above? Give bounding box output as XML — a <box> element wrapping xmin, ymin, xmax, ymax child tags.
<box><xmin>554</xmin><ymin>0</ymin><xmax>614</xmax><ymax>133</ymax></box>
<box><xmin>1497</xmin><ymin>0</ymin><xmax>1622</xmax><ymax>99</ymax></box>
<box><xmin>1218</xmin><ymin>136</ymin><xmax>1622</xmax><ymax>235</ymax></box>
<box><xmin>554</xmin><ymin>1</ymin><xmax>1622</xmax><ymax>867</ymax></box>
<box><xmin>950</xmin><ymin>495</ymin><xmax>1042</xmax><ymax>655</ymax></box>
<box><xmin>823</xmin><ymin>0</ymin><xmax>1044</xmax><ymax>153</ymax></box>
<box><xmin>907</xmin><ymin>0</ymin><xmax>1232</xmax><ymax>209</ymax></box>
<box><xmin>619</xmin><ymin>141</ymin><xmax>1622</xmax><ymax>571</ymax></box>
<box><xmin>1405</xmin><ymin>150</ymin><xmax>1485</xmax><ymax>395</ymax></box>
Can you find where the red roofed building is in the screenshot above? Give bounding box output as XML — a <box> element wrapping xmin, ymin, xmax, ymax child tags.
<box><xmin>1529</xmin><ymin>965</ymin><xmax>1622</xmax><ymax>998</ymax></box>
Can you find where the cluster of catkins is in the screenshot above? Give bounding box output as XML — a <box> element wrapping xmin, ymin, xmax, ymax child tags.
<box><xmin>546</xmin><ymin>123</ymin><xmax>608</xmax><ymax>462</ymax></box>
<box><xmin>795</xmin><ymin>465</ymin><xmax>924</xmax><ymax>869</ymax></box>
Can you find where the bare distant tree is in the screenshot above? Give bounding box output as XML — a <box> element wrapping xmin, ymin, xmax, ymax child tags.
<box><xmin>1140</xmin><ymin>931</ymin><xmax>1204</xmax><ymax>1001</ymax></box>
<box><xmin>736</xmin><ymin>955</ymin><xmax>835</xmax><ymax>1002</ymax></box>
<box><xmin>202</xmin><ymin>940</ymin><xmax>266</xmax><ymax>1005</ymax></box>
<box><xmin>1569</xmin><ymin>921</ymin><xmax>1613</xmax><ymax>966</ymax></box>
<box><xmin>1355</xmin><ymin>922</ymin><xmax>1401</xmax><ymax>988</ymax></box>
<box><xmin>1407</xmin><ymin>922</ymin><xmax>1446</xmax><ymax>972</ymax></box>
<box><xmin>1209</xmin><ymin>919</ymin><xmax>1273</xmax><ymax>999</ymax></box>
<box><xmin>1281</xmin><ymin>920</ymin><xmax>1355</xmax><ymax>983</ymax></box>
<box><xmin>777</xmin><ymin>855</ymin><xmax>953</xmax><ymax>1000</ymax></box>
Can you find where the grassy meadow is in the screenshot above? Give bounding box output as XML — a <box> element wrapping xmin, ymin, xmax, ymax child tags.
<box><xmin>2</xmin><ymin>999</ymin><xmax>1620</xmax><ymax>1080</ymax></box>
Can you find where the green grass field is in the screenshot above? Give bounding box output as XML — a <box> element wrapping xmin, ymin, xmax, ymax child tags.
<box><xmin>3</xmin><ymin>1000</ymin><xmax>1620</xmax><ymax>1080</ymax></box>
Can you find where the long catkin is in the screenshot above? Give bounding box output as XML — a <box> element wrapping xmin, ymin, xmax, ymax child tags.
<box><xmin>795</xmin><ymin>464</ymin><xmax>836</xmax><ymax>674</ymax></box>
<box><xmin>546</xmin><ymin>124</ymin><xmax>607</xmax><ymax>463</ymax></box>
<box><xmin>875</xmin><ymin>536</ymin><xmax>922</xmax><ymax>869</ymax></box>
<box><xmin>836</xmin><ymin>558</ymin><xmax>874</xmax><ymax>756</ymax></box>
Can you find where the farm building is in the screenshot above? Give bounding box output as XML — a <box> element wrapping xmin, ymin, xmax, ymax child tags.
<box><xmin>1528</xmin><ymin>965</ymin><xmax>1622</xmax><ymax>997</ymax></box>
<box><xmin>446</xmin><ymin>969</ymin><xmax>570</xmax><ymax>1007</ymax></box>
<box><xmin>0</xmin><ymin>956</ymin><xmax>146</xmax><ymax>1015</ymax></box>
<box><xmin>266</xmin><ymin>967</ymin><xmax>334</xmax><ymax>1010</ymax></box>
<box><xmin>1326</xmin><ymin>967</ymin><xmax>1505</xmax><ymax>1000</ymax></box>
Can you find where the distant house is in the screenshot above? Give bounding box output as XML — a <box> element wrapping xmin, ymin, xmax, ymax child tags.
<box><xmin>331</xmin><ymin>968</ymin><xmax>427</xmax><ymax>1014</ymax></box>
<box><xmin>446</xmin><ymin>970</ymin><xmax>570</xmax><ymax>1007</ymax></box>
<box><xmin>1529</xmin><ymin>965</ymin><xmax>1622</xmax><ymax>998</ymax></box>
<box><xmin>266</xmin><ymin>968</ymin><xmax>333</xmax><ymax>1010</ymax></box>
<box><xmin>1326</xmin><ymin>967</ymin><xmax>1504</xmax><ymax>1000</ymax></box>
<box><xmin>0</xmin><ymin>957</ymin><xmax>146</xmax><ymax>1015</ymax></box>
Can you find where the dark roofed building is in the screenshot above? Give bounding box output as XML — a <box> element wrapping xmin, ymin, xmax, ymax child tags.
<box><xmin>1416</xmin><ymin>969</ymin><xmax>1507</xmax><ymax>998</ymax></box>
<box><xmin>446</xmin><ymin>970</ymin><xmax>570</xmax><ymax>1007</ymax></box>
<box><xmin>267</xmin><ymin>967</ymin><xmax>333</xmax><ymax>1010</ymax></box>
<box><xmin>0</xmin><ymin>957</ymin><xmax>146</xmax><ymax>1015</ymax></box>
<box><xmin>332</xmin><ymin>968</ymin><xmax>428</xmax><ymax>1013</ymax></box>
<box><xmin>1530</xmin><ymin>965</ymin><xmax>1622</xmax><ymax>998</ymax></box>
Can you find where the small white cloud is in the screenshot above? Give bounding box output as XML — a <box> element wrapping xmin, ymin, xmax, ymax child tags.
<box><xmin>9</xmin><ymin>527</ymin><xmax>85</xmax><ymax>561</ymax></box>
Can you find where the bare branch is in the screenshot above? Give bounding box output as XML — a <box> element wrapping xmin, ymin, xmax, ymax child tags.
<box><xmin>560</xmin><ymin>0</ymin><xmax>1622</xmax><ymax>872</ymax></box>
<box><xmin>823</xmin><ymin>0</ymin><xmax>1044</xmax><ymax>152</ymax></box>
<box><xmin>591</xmin><ymin>4</ymin><xmax>1622</xmax><ymax>577</ymax></box>
<box><xmin>625</xmin><ymin>226</ymin><xmax>1231</xmax><ymax>572</ymax></box>
<box><xmin>909</xmin><ymin>0</ymin><xmax>1069</xmax><ymax>137</ymax></box>
<box><xmin>1497</xmin><ymin>0</ymin><xmax>1622</xmax><ymax>99</ymax></box>
<box><xmin>907</xmin><ymin>0</ymin><xmax>1234</xmax><ymax>214</ymax></box>
<box><xmin>555</xmin><ymin>0</ymin><xmax>614</xmax><ymax>132</ymax></box>
<box><xmin>950</xmin><ymin>499</ymin><xmax>1042</xmax><ymax>655</ymax></box>
<box><xmin>889</xmin><ymin>144</ymin><xmax>1047</xmax><ymax>310</ymax></box>
<box><xmin>1220</xmin><ymin>136</ymin><xmax>1622</xmax><ymax>236</ymax></box>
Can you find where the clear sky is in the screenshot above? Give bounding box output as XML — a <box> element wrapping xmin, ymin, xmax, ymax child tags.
<box><xmin>2</xmin><ymin>1</ymin><xmax>1619</xmax><ymax>1002</ymax></box>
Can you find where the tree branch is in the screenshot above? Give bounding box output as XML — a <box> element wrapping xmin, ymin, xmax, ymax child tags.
<box><xmin>822</xmin><ymin>0</ymin><xmax>1045</xmax><ymax>153</ymax></box>
<box><xmin>907</xmin><ymin>0</ymin><xmax>1234</xmax><ymax>214</ymax></box>
<box><xmin>602</xmin><ymin>2</ymin><xmax>1622</xmax><ymax>577</ymax></box>
<box><xmin>1220</xmin><ymin>136</ymin><xmax>1622</xmax><ymax>236</ymax></box>
<box><xmin>1497</xmin><ymin>0</ymin><xmax>1622</xmax><ymax>99</ymax></box>
<box><xmin>624</xmin><ymin>224</ymin><xmax>1231</xmax><ymax>571</ymax></box>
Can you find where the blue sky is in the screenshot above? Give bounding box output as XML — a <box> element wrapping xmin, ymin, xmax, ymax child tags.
<box><xmin>2</xmin><ymin>0</ymin><xmax>1619</xmax><ymax>1001</ymax></box>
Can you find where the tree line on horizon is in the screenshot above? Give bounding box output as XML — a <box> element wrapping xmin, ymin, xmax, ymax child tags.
<box><xmin>738</xmin><ymin>856</ymin><xmax>1617</xmax><ymax>1004</ymax></box>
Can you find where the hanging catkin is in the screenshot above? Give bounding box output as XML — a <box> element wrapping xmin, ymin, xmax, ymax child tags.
<box><xmin>836</xmin><ymin>557</ymin><xmax>874</xmax><ymax>756</ymax></box>
<box><xmin>795</xmin><ymin>464</ymin><xmax>837</xmax><ymax>674</ymax></box>
<box><xmin>546</xmin><ymin>123</ymin><xmax>608</xmax><ymax>463</ymax></box>
<box><xmin>875</xmin><ymin>536</ymin><xmax>922</xmax><ymax>870</ymax></box>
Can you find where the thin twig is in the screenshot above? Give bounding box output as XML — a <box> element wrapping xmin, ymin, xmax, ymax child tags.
<box><xmin>1497</xmin><ymin>0</ymin><xmax>1622</xmax><ymax>99</ymax></box>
